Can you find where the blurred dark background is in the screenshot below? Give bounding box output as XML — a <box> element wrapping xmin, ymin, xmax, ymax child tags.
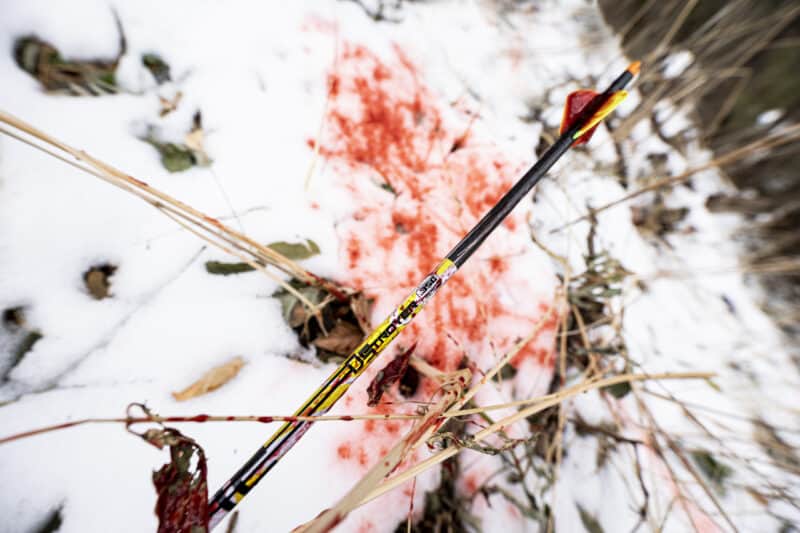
<box><xmin>599</xmin><ymin>0</ymin><xmax>800</xmax><ymax>338</ymax></box>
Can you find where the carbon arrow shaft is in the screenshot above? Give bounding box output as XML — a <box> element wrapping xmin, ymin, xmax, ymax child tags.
<box><xmin>207</xmin><ymin>61</ymin><xmax>640</xmax><ymax>529</ymax></box>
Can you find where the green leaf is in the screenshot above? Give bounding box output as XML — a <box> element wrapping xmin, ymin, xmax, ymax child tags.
<box><xmin>205</xmin><ymin>261</ymin><xmax>255</xmax><ymax>275</ymax></box>
<box><xmin>491</xmin><ymin>364</ymin><xmax>517</xmax><ymax>382</ymax></box>
<box><xmin>142</xmin><ymin>53</ymin><xmax>171</xmax><ymax>84</ymax></box>
<box><xmin>158</xmin><ymin>143</ymin><xmax>196</xmax><ymax>173</ymax></box>
<box><xmin>577</xmin><ymin>504</ymin><xmax>604</xmax><ymax>533</ymax></box>
<box><xmin>267</xmin><ymin>239</ymin><xmax>320</xmax><ymax>260</ymax></box>
<box><xmin>603</xmin><ymin>381</ymin><xmax>631</xmax><ymax>399</ymax></box>
<box><xmin>691</xmin><ymin>449</ymin><xmax>732</xmax><ymax>493</ymax></box>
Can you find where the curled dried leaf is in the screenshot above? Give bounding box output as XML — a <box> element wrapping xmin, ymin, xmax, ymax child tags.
<box><xmin>158</xmin><ymin>91</ymin><xmax>183</xmax><ymax>117</ymax></box>
<box><xmin>2</xmin><ymin>306</ymin><xmax>25</xmax><ymax>330</ymax></box>
<box><xmin>272</xmin><ymin>277</ymin><xmax>366</xmax><ymax>364</ymax></box>
<box><xmin>366</xmin><ymin>343</ymin><xmax>416</xmax><ymax>406</ymax></box>
<box><xmin>142</xmin><ymin>53</ymin><xmax>171</xmax><ymax>84</ymax></box>
<box><xmin>84</xmin><ymin>263</ymin><xmax>117</xmax><ymax>300</ymax></box>
<box><xmin>185</xmin><ymin>111</ymin><xmax>211</xmax><ymax>166</ymax></box>
<box><xmin>172</xmin><ymin>356</ymin><xmax>245</xmax><ymax>402</ymax></box>
<box><xmin>312</xmin><ymin>321</ymin><xmax>363</xmax><ymax>361</ymax></box>
<box><xmin>13</xmin><ymin>35</ymin><xmax>120</xmax><ymax>95</ymax></box>
<box><xmin>151</xmin><ymin>429</ymin><xmax>209</xmax><ymax>533</ymax></box>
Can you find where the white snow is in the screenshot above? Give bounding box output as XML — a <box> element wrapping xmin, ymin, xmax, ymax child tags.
<box><xmin>0</xmin><ymin>1</ymin><xmax>797</xmax><ymax>533</ymax></box>
<box><xmin>757</xmin><ymin>108</ymin><xmax>784</xmax><ymax>126</ymax></box>
<box><xmin>662</xmin><ymin>50</ymin><xmax>694</xmax><ymax>79</ymax></box>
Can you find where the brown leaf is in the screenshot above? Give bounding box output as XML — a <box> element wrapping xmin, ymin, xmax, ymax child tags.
<box><xmin>184</xmin><ymin>111</ymin><xmax>211</xmax><ymax>166</ymax></box>
<box><xmin>83</xmin><ymin>263</ymin><xmax>117</xmax><ymax>300</ymax></box>
<box><xmin>158</xmin><ymin>91</ymin><xmax>182</xmax><ymax>117</ymax></box>
<box><xmin>13</xmin><ymin>35</ymin><xmax>121</xmax><ymax>96</ymax></box>
<box><xmin>172</xmin><ymin>356</ymin><xmax>245</xmax><ymax>401</ymax></box>
<box><xmin>366</xmin><ymin>343</ymin><xmax>416</xmax><ymax>406</ymax></box>
<box><xmin>312</xmin><ymin>321</ymin><xmax>363</xmax><ymax>356</ymax></box>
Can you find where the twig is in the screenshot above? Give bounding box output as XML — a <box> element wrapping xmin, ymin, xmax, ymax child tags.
<box><xmin>359</xmin><ymin>371</ymin><xmax>714</xmax><ymax>506</ymax></box>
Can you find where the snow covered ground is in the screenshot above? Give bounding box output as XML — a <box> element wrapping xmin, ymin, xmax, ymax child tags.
<box><xmin>0</xmin><ymin>1</ymin><xmax>798</xmax><ymax>532</ymax></box>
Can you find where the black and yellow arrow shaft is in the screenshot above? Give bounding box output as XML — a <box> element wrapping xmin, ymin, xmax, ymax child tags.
<box><xmin>207</xmin><ymin>61</ymin><xmax>639</xmax><ymax>529</ymax></box>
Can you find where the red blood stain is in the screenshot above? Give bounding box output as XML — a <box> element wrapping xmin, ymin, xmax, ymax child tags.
<box><xmin>300</xmin><ymin>14</ymin><xmax>338</xmax><ymax>34</ymax></box>
<box><xmin>463</xmin><ymin>473</ymin><xmax>479</xmax><ymax>495</ymax></box>
<box><xmin>315</xmin><ymin>41</ymin><xmax>557</xmax><ymax>490</ymax></box>
<box><xmin>358</xmin><ymin>520</ymin><xmax>375</xmax><ymax>533</ymax></box>
<box><xmin>337</xmin><ymin>444</ymin><xmax>352</xmax><ymax>460</ymax></box>
<box><xmin>357</xmin><ymin>448</ymin><xmax>369</xmax><ymax>468</ymax></box>
<box><xmin>257</xmin><ymin>416</ymin><xmax>274</xmax><ymax>423</ymax></box>
<box><xmin>190</xmin><ymin>414</ymin><xmax>209</xmax><ymax>423</ymax></box>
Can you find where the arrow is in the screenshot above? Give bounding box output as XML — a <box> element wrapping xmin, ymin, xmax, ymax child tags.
<box><xmin>207</xmin><ymin>60</ymin><xmax>640</xmax><ymax>529</ymax></box>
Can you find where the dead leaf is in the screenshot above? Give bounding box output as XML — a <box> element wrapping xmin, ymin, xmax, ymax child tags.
<box><xmin>272</xmin><ymin>277</ymin><xmax>366</xmax><ymax>364</ymax></box>
<box><xmin>143</xmin><ymin>132</ymin><xmax>196</xmax><ymax>173</ymax></box>
<box><xmin>172</xmin><ymin>356</ymin><xmax>245</xmax><ymax>401</ymax></box>
<box><xmin>2</xmin><ymin>306</ymin><xmax>25</xmax><ymax>330</ymax></box>
<box><xmin>142</xmin><ymin>112</ymin><xmax>210</xmax><ymax>173</ymax></box>
<box><xmin>267</xmin><ymin>239</ymin><xmax>321</xmax><ymax>260</ymax></box>
<box><xmin>367</xmin><ymin>343</ymin><xmax>416</xmax><ymax>406</ymax></box>
<box><xmin>577</xmin><ymin>504</ymin><xmax>604</xmax><ymax>533</ymax></box>
<box><xmin>13</xmin><ymin>24</ymin><xmax>124</xmax><ymax>96</ymax></box>
<box><xmin>142</xmin><ymin>53</ymin><xmax>171</xmax><ymax>84</ymax></box>
<box><xmin>205</xmin><ymin>261</ymin><xmax>255</xmax><ymax>275</ymax></box>
<box><xmin>312</xmin><ymin>321</ymin><xmax>363</xmax><ymax>357</ymax></box>
<box><xmin>150</xmin><ymin>428</ymin><xmax>209</xmax><ymax>533</ymax></box>
<box><xmin>184</xmin><ymin>111</ymin><xmax>211</xmax><ymax>166</ymax></box>
<box><xmin>158</xmin><ymin>91</ymin><xmax>182</xmax><ymax>117</ymax></box>
<box><xmin>84</xmin><ymin>263</ymin><xmax>117</xmax><ymax>300</ymax></box>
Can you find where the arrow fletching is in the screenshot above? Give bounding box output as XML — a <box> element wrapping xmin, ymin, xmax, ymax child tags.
<box><xmin>559</xmin><ymin>89</ymin><xmax>628</xmax><ymax>145</ymax></box>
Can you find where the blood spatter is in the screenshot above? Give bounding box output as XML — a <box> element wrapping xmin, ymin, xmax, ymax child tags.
<box><xmin>357</xmin><ymin>520</ymin><xmax>376</xmax><ymax>533</ymax></box>
<box><xmin>463</xmin><ymin>472</ymin><xmax>480</xmax><ymax>495</ymax></box>
<box><xmin>337</xmin><ymin>444</ymin><xmax>352</xmax><ymax>460</ymax></box>
<box><xmin>313</xmin><ymin>38</ymin><xmax>557</xmax><ymax>497</ymax></box>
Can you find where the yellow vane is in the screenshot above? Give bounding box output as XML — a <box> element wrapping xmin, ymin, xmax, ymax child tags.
<box><xmin>573</xmin><ymin>90</ymin><xmax>628</xmax><ymax>140</ymax></box>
